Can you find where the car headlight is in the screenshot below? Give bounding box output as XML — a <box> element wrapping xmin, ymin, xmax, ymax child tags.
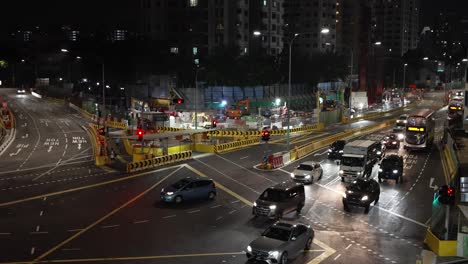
<box><xmin>356</xmin><ymin>172</ymin><xmax>361</xmax><ymax>176</ymax></box>
<box><xmin>328</xmin><ymin>149</ymin><xmax>332</xmax><ymax>152</ymax></box>
<box><xmin>253</xmin><ymin>202</ymin><xmax>257</xmax><ymax>207</ymax></box>
<box><xmin>305</xmin><ymin>175</ymin><xmax>311</xmax><ymax>179</ymax></box>
<box><xmin>342</xmin><ymin>193</ymin><xmax>347</xmax><ymax>198</ymax></box>
<box><xmin>268</xmin><ymin>251</ymin><xmax>280</xmax><ymax>259</ymax></box>
<box><xmin>269</xmin><ymin>205</ymin><xmax>277</xmax><ymax>210</ymax></box>
<box><xmin>339</xmin><ymin>170</ymin><xmax>344</xmax><ymax>175</ymax></box>
<box><xmin>290</xmin><ymin>173</ymin><xmax>294</xmax><ymax>178</ymax></box>
<box><xmin>166</xmin><ymin>192</ymin><xmax>174</xmax><ymax>195</ymax></box>
<box><xmin>392</xmin><ymin>142</ymin><xmax>397</xmax><ymax>144</ymax></box>
<box><xmin>378</xmin><ymin>169</ymin><xmax>382</xmax><ymax>172</ymax></box>
<box><xmin>247</xmin><ymin>245</ymin><xmax>252</xmax><ymax>252</ymax></box>
<box><xmin>339</xmin><ymin>150</ymin><xmax>343</xmax><ymax>153</ymax></box>
<box><xmin>377</xmin><ymin>151</ymin><xmax>381</xmax><ymax>155</ymax></box>
<box><xmin>393</xmin><ymin>170</ymin><xmax>398</xmax><ymax>174</ymax></box>
<box><xmin>361</xmin><ymin>195</ymin><xmax>369</xmax><ymax>201</ymax></box>
<box><xmin>403</xmin><ymin>120</ymin><xmax>407</xmax><ymax>124</ymax></box>
<box><xmin>161</xmin><ymin>188</ymin><xmax>164</xmax><ymax>193</ymax></box>
<box><xmin>398</xmin><ymin>134</ymin><xmax>404</xmax><ymax>140</ymax></box>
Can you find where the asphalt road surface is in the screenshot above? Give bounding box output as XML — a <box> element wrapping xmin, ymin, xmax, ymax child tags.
<box><xmin>0</xmin><ymin>89</ymin><xmax>448</xmax><ymax>264</ymax></box>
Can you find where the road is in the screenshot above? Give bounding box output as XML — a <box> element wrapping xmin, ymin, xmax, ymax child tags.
<box><xmin>0</xmin><ymin>89</ymin><xmax>448</xmax><ymax>264</ymax></box>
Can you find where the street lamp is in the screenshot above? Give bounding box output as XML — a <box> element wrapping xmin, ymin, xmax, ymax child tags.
<box><xmin>61</xmin><ymin>49</ymin><xmax>69</xmax><ymax>53</ymax></box>
<box><xmin>287</xmin><ymin>33</ymin><xmax>300</xmax><ymax>150</ymax></box>
<box><xmin>195</xmin><ymin>66</ymin><xmax>205</xmax><ymax>129</ymax></box>
<box><xmin>321</xmin><ymin>28</ymin><xmax>330</xmax><ymax>34</ymax></box>
<box><xmin>423</xmin><ymin>57</ymin><xmax>429</xmax><ymax>61</ymax></box>
<box><xmin>374</xmin><ymin>41</ymin><xmax>382</xmax><ymax>46</ymax></box>
<box><xmin>253</xmin><ymin>31</ymin><xmax>261</xmax><ymax>36</ymax></box>
<box><xmin>402</xmin><ymin>63</ymin><xmax>408</xmax><ymax>90</ymax></box>
<box><xmin>275</xmin><ymin>98</ymin><xmax>281</xmax><ymax>106</ymax></box>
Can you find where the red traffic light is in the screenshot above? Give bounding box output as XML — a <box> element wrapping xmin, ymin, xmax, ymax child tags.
<box><xmin>137</xmin><ymin>129</ymin><xmax>144</xmax><ymax>140</ymax></box>
<box><xmin>98</xmin><ymin>128</ymin><xmax>105</xmax><ymax>136</ymax></box>
<box><xmin>262</xmin><ymin>131</ymin><xmax>270</xmax><ymax>137</ymax></box>
<box><xmin>173</xmin><ymin>98</ymin><xmax>184</xmax><ymax>104</ymax></box>
<box><xmin>447</xmin><ymin>187</ymin><xmax>454</xmax><ymax>196</ymax></box>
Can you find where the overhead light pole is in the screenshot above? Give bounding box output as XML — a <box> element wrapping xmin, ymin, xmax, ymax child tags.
<box><xmin>402</xmin><ymin>63</ymin><xmax>408</xmax><ymax>90</ymax></box>
<box><xmin>195</xmin><ymin>66</ymin><xmax>205</xmax><ymax>129</ymax></box>
<box><xmin>287</xmin><ymin>33</ymin><xmax>300</xmax><ymax>151</ymax></box>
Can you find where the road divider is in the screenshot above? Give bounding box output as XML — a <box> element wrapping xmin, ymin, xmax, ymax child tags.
<box><xmin>208</xmin><ymin>123</ymin><xmax>324</xmax><ymax>138</ymax></box>
<box><xmin>126</xmin><ymin>151</ymin><xmax>192</xmax><ymax>173</ymax></box>
<box><xmin>213</xmin><ymin>138</ymin><xmax>260</xmax><ymax>153</ymax></box>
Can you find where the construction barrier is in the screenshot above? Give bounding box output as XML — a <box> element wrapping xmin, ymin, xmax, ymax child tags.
<box><xmin>126</xmin><ymin>151</ymin><xmax>192</xmax><ymax>173</ymax></box>
<box><xmin>208</xmin><ymin>123</ymin><xmax>324</xmax><ymax>138</ymax></box>
<box><xmin>106</xmin><ymin>120</ymin><xmax>127</xmax><ymax>129</ymax></box>
<box><xmin>214</xmin><ymin>138</ymin><xmax>260</xmax><ymax>153</ymax></box>
<box><xmin>156</xmin><ymin>127</ymin><xmax>185</xmax><ymax>132</ymax></box>
<box><xmin>269</xmin><ymin>154</ymin><xmax>284</xmax><ymax>169</ymax></box>
<box><xmin>424</xmin><ymin>228</ymin><xmax>457</xmax><ymax>256</ymax></box>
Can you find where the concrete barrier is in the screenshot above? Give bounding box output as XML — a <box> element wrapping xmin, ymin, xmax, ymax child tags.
<box><xmin>424</xmin><ymin>228</ymin><xmax>457</xmax><ymax>256</ymax></box>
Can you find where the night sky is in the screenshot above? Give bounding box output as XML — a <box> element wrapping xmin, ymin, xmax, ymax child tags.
<box><xmin>0</xmin><ymin>0</ymin><xmax>136</xmax><ymax>32</ymax></box>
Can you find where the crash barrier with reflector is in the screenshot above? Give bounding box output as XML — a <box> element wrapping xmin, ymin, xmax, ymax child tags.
<box><xmin>155</xmin><ymin>127</ymin><xmax>185</xmax><ymax>132</ymax></box>
<box><xmin>106</xmin><ymin>120</ymin><xmax>127</xmax><ymax>129</ymax></box>
<box><xmin>126</xmin><ymin>151</ymin><xmax>192</xmax><ymax>173</ymax></box>
<box><xmin>213</xmin><ymin>138</ymin><xmax>260</xmax><ymax>153</ymax></box>
<box><xmin>207</xmin><ymin>123</ymin><xmax>324</xmax><ymax>138</ymax></box>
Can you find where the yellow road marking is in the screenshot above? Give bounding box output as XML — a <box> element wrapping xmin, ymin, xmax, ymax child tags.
<box><xmin>185</xmin><ymin>164</ymin><xmax>253</xmax><ymax>207</ymax></box>
<box><xmin>185</xmin><ymin>164</ymin><xmax>335</xmax><ymax>263</ymax></box>
<box><xmin>32</xmin><ymin>166</ymin><xmax>183</xmax><ymax>263</ymax></box>
<box><xmin>0</xmin><ymin>165</ymin><xmax>183</xmax><ymax>208</ymax></box>
<box><xmin>0</xmin><ymin>252</ymin><xmax>245</xmax><ymax>264</ymax></box>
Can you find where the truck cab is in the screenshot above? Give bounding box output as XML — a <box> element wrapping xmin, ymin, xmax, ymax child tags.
<box><xmin>339</xmin><ymin>140</ymin><xmax>380</xmax><ymax>182</ymax></box>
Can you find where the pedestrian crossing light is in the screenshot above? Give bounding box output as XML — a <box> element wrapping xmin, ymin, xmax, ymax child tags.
<box><xmin>261</xmin><ymin>130</ymin><xmax>270</xmax><ymax>142</ymax></box>
<box><xmin>173</xmin><ymin>98</ymin><xmax>184</xmax><ymax>104</ymax></box>
<box><xmin>137</xmin><ymin>129</ymin><xmax>144</xmax><ymax>141</ymax></box>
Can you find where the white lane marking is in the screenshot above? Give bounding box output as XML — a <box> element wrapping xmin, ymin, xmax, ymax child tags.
<box><xmin>278</xmin><ymin>168</ymin><xmax>291</xmax><ymax>175</ymax></box>
<box><xmin>216</xmin><ymin>216</ymin><xmax>223</xmax><ymax>221</ymax></box>
<box><xmin>228</xmin><ymin>210</ymin><xmax>236</xmax><ymax>214</ymax></box>
<box><xmin>0</xmin><ymin>232</ymin><xmax>12</xmax><ymax>235</ymax></box>
<box><xmin>133</xmin><ymin>220</ymin><xmax>149</xmax><ymax>224</ymax></box>
<box><xmin>47</xmin><ymin>146</ymin><xmax>53</xmax><ymax>153</ymax></box>
<box><xmin>240</xmin><ymin>156</ymin><xmax>249</xmax><ymax>160</ymax></box>
<box><xmin>213</xmin><ymin>154</ymin><xmax>277</xmax><ymax>184</ymax></box>
<box><xmin>35</xmin><ymin>225</ymin><xmax>40</xmax><ymax>232</ymax></box>
<box><xmin>101</xmin><ymin>224</ymin><xmax>119</xmax><ymax>229</ymax></box>
<box><xmin>67</xmin><ymin>229</ymin><xmax>83</xmax><ymax>232</ymax></box>
<box><xmin>56</xmin><ymin>159</ymin><xmax>62</xmax><ymax>166</ymax></box>
<box><xmin>32</xmin><ymin>147</ymin><xmax>91</xmax><ymax>181</ymax></box>
<box><xmin>334</xmin><ymin>254</ymin><xmax>341</xmax><ymax>260</ymax></box>
<box><xmin>30</xmin><ymin>231</ymin><xmax>48</xmax><ymax>234</ymax></box>
<box><xmin>62</xmin><ymin>248</ymin><xmax>80</xmax><ymax>251</ymax></box>
<box><xmin>345</xmin><ymin>244</ymin><xmax>352</xmax><ymax>250</ymax></box>
<box><xmin>210</xmin><ymin>205</ymin><xmax>222</xmax><ymax>209</ymax></box>
<box><xmin>231</xmin><ymin>200</ymin><xmax>240</xmax><ymax>204</ymax></box>
<box><xmin>9</xmin><ymin>148</ymin><xmax>22</xmax><ymax>157</ymax></box>
<box><xmin>65</xmin><ymin>144</ymin><xmax>68</xmax><ymax>150</ymax></box>
<box><xmin>39</xmin><ymin>210</ymin><xmax>43</xmax><ymax>216</ymax></box>
<box><xmin>188</xmin><ymin>210</ymin><xmax>201</xmax><ymax>214</ymax></box>
<box><xmin>30</xmin><ymin>247</ymin><xmax>35</xmax><ymax>255</ymax></box>
<box><xmin>195</xmin><ymin>159</ymin><xmax>260</xmax><ymax>194</ymax></box>
<box><xmin>162</xmin><ymin>215</ymin><xmax>176</xmax><ymax>219</ymax></box>
<box><xmin>314</xmin><ymin>150</ymin><xmax>329</xmax><ymax>156</ymax></box>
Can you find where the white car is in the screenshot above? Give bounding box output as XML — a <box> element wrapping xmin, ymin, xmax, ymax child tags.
<box><xmin>291</xmin><ymin>161</ymin><xmax>323</xmax><ymax>184</ymax></box>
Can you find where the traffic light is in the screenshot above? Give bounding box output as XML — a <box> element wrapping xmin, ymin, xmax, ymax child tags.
<box><xmin>212</xmin><ymin>120</ymin><xmax>217</xmax><ymax>128</ymax></box>
<box><xmin>137</xmin><ymin>129</ymin><xmax>144</xmax><ymax>141</ymax></box>
<box><xmin>261</xmin><ymin>130</ymin><xmax>270</xmax><ymax>142</ymax></box>
<box><xmin>98</xmin><ymin>127</ymin><xmax>105</xmax><ymax>136</ymax></box>
<box><xmin>438</xmin><ymin>185</ymin><xmax>455</xmax><ymax>205</ymax></box>
<box><xmin>173</xmin><ymin>98</ymin><xmax>184</xmax><ymax>104</ymax></box>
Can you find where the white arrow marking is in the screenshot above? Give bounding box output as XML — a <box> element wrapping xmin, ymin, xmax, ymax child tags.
<box><xmin>21</xmin><ymin>133</ymin><xmax>29</xmax><ymax>139</ymax></box>
<box><xmin>78</xmin><ymin>144</ymin><xmax>81</xmax><ymax>150</ymax></box>
<box><xmin>47</xmin><ymin>146</ymin><xmax>53</xmax><ymax>153</ymax></box>
<box><xmin>429</xmin><ymin>177</ymin><xmax>438</xmax><ymax>190</ymax></box>
<box><xmin>9</xmin><ymin>148</ymin><xmax>22</xmax><ymax>157</ymax></box>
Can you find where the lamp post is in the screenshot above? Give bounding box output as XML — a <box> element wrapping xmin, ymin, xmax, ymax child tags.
<box><xmin>195</xmin><ymin>67</ymin><xmax>205</xmax><ymax>129</ymax></box>
<box><xmin>402</xmin><ymin>63</ymin><xmax>408</xmax><ymax>90</ymax></box>
<box><xmin>287</xmin><ymin>33</ymin><xmax>300</xmax><ymax>151</ymax></box>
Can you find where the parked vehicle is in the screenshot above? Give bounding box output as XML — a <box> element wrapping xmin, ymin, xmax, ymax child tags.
<box><xmin>246</xmin><ymin>222</ymin><xmax>314</xmax><ymax>264</ymax></box>
<box><xmin>382</xmin><ymin>133</ymin><xmax>400</xmax><ymax>149</ymax></box>
<box><xmin>339</xmin><ymin>140</ymin><xmax>381</xmax><ymax>182</ymax></box>
<box><xmin>378</xmin><ymin>155</ymin><xmax>404</xmax><ymax>183</ymax></box>
<box><xmin>342</xmin><ymin>178</ymin><xmax>380</xmax><ymax>213</ymax></box>
<box><xmin>253</xmin><ymin>181</ymin><xmax>305</xmax><ymax>219</ymax></box>
<box><xmin>328</xmin><ymin>140</ymin><xmax>346</xmax><ymax>159</ymax></box>
<box><xmin>290</xmin><ymin>162</ymin><xmax>323</xmax><ymax>184</ymax></box>
<box><xmin>160</xmin><ymin>177</ymin><xmax>216</xmax><ymax>203</ymax></box>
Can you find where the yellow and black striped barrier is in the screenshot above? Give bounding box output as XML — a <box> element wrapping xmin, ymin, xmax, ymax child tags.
<box><xmin>126</xmin><ymin>151</ymin><xmax>192</xmax><ymax>173</ymax></box>
<box><xmin>106</xmin><ymin>120</ymin><xmax>127</xmax><ymax>129</ymax></box>
<box><xmin>155</xmin><ymin>127</ymin><xmax>185</xmax><ymax>132</ymax></box>
<box><xmin>208</xmin><ymin>123</ymin><xmax>324</xmax><ymax>138</ymax></box>
<box><xmin>214</xmin><ymin>138</ymin><xmax>260</xmax><ymax>153</ymax></box>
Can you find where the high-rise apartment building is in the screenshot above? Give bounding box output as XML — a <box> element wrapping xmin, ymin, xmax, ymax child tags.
<box><xmin>283</xmin><ymin>0</ymin><xmax>340</xmax><ymax>56</ymax></box>
<box><xmin>138</xmin><ymin>0</ymin><xmax>283</xmax><ymax>60</ymax></box>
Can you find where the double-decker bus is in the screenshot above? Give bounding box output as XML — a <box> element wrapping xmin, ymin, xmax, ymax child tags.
<box><xmin>404</xmin><ymin>109</ymin><xmax>435</xmax><ymax>151</ymax></box>
<box><xmin>447</xmin><ymin>100</ymin><xmax>464</xmax><ymax>129</ymax></box>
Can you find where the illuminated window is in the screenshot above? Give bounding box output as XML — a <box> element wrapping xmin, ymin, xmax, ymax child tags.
<box><xmin>189</xmin><ymin>0</ymin><xmax>198</xmax><ymax>7</ymax></box>
<box><xmin>193</xmin><ymin>47</ymin><xmax>198</xmax><ymax>55</ymax></box>
<box><xmin>263</xmin><ymin>0</ymin><xmax>267</xmax><ymax>6</ymax></box>
<box><xmin>170</xmin><ymin>47</ymin><xmax>179</xmax><ymax>54</ymax></box>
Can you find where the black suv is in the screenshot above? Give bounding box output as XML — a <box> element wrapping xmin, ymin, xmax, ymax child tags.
<box><xmin>378</xmin><ymin>155</ymin><xmax>404</xmax><ymax>183</ymax></box>
<box><xmin>342</xmin><ymin>178</ymin><xmax>380</xmax><ymax>213</ymax></box>
<box><xmin>253</xmin><ymin>181</ymin><xmax>305</xmax><ymax>220</ymax></box>
<box><xmin>328</xmin><ymin>140</ymin><xmax>346</xmax><ymax>159</ymax></box>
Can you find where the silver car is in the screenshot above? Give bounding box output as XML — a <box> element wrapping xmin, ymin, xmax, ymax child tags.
<box><xmin>246</xmin><ymin>222</ymin><xmax>314</xmax><ymax>264</ymax></box>
<box><xmin>290</xmin><ymin>161</ymin><xmax>323</xmax><ymax>184</ymax></box>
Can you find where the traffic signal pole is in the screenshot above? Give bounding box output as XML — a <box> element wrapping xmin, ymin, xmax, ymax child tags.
<box><xmin>444</xmin><ymin>205</ymin><xmax>450</xmax><ymax>240</ymax></box>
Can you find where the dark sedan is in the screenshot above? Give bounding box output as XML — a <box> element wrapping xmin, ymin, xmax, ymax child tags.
<box><xmin>343</xmin><ymin>178</ymin><xmax>380</xmax><ymax>213</ymax></box>
<box><xmin>382</xmin><ymin>133</ymin><xmax>400</xmax><ymax>149</ymax></box>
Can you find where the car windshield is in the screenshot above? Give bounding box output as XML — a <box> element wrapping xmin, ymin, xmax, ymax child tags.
<box><xmin>332</xmin><ymin>141</ymin><xmax>345</xmax><ymax>149</ymax></box>
<box><xmin>348</xmin><ymin>181</ymin><xmax>369</xmax><ymax>192</ymax></box>
<box><xmin>341</xmin><ymin>157</ymin><xmax>364</xmax><ymax>167</ymax></box>
<box><xmin>381</xmin><ymin>159</ymin><xmax>399</xmax><ymax>169</ymax></box>
<box><xmin>297</xmin><ymin>164</ymin><xmax>313</xmax><ymax>171</ymax></box>
<box><xmin>262</xmin><ymin>226</ymin><xmax>291</xmax><ymax>241</ymax></box>
<box><xmin>171</xmin><ymin>179</ymin><xmax>191</xmax><ymax>189</ymax></box>
<box><xmin>260</xmin><ymin>189</ymin><xmax>288</xmax><ymax>202</ymax></box>
<box><xmin>399</xmin><ymin>116</ymin><xmax>407</xmax><ymax>121</ymax></box>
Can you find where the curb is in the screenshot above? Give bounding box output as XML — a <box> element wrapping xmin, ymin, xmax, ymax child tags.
<box><xmin>0</xmin><ymin>128</ymin><xmax>16</xmax><ymax>157</ymax></box>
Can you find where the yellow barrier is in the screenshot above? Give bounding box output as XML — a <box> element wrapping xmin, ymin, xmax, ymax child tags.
<box><xmin>156</xmin><ymin>127</ymin><xmax>185</xmax><ymax>132</ymax></box>
<box><xmin>214</xmin><ymin>138</ymin><xmax>260</xmax><ymax>153</ymax></box>
<box><xmin>126</xmin><ymin>151</ymin><xmax>192</xmax><ymax>173</ymax></box>
<box><xmin>208</xmin><ymin>123</ymin><xmax>324</xmax><ymax>138</ymax></box>
<box><xmin>106</xmin><ymin>120</ymin><xmax>127</xmax><ymax>129</ymax></box>
<box><xmin>424</xmin><ymin>228</ymin><xmax>457</xmax><ymax>256</ymax></box>
<box><xmin>194</xmin><ymin>143</ymin><xmax>215</xmax><ymax>153</ymax></box>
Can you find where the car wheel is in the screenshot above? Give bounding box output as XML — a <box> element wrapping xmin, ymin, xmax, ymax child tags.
<box><xmin>374</xmin><ymin>195</ymin><xmax>379</xmax><ymax>205</ymax></box>
<box><xmin>305</xmin><ymin>237</ymin><xmax>313</xmax><ymax>250</ymax></box>
<box><xmin>208</xmin><ymin>191</ymin><xmax>216</xmax><ymax>200</ymax></box>
<box><xmin>378</xmin><ymin>177</ymin><xmax>382</xmax><ymax>183</ymax></box>
<box><xmin>343</xmin><ymin>203</ymin><xmax>350</xmax><ymax>212</ymax></box>
<box><xmin>175</xmin><ymin>196</ymin><xmax>183</xmax><ymax>204</ymax></box>
<box><xmin>364</xmin><ymin>205</ymin><xmax>370</xmax><ymax>214</ymax></box>
<box><xmin>395</xmin><ymin>176</ymin><xmax>399</xmax><ymax>184</ymax></box>
<box><xmin>399</xmin><ymin>175</ymin><xmax>403</xmax><ymax>183</ymax></box>
<box><xmin>341</xmin><ymin>177</ymin><xmax>344</xmax><ymax>182</ymax></box>
<box><xmin>280</xmin><ymin>252</ymin><xmax>288</xmax><ymax>264</ymax></box>
<box><xmin>296</xmin><ymin>204</ymin><xmax>304</xmax><ymax>214</ymax></box>
<box><xmin>319</xmin><ymin>171</ymin><xmax>323</xmax><ymax>180</ymax></box>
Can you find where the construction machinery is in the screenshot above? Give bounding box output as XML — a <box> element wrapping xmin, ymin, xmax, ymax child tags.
<box><xmin>226</xmin><ymin>99</ymin><xmax>250</xmax><ymax>119</ymax></box>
